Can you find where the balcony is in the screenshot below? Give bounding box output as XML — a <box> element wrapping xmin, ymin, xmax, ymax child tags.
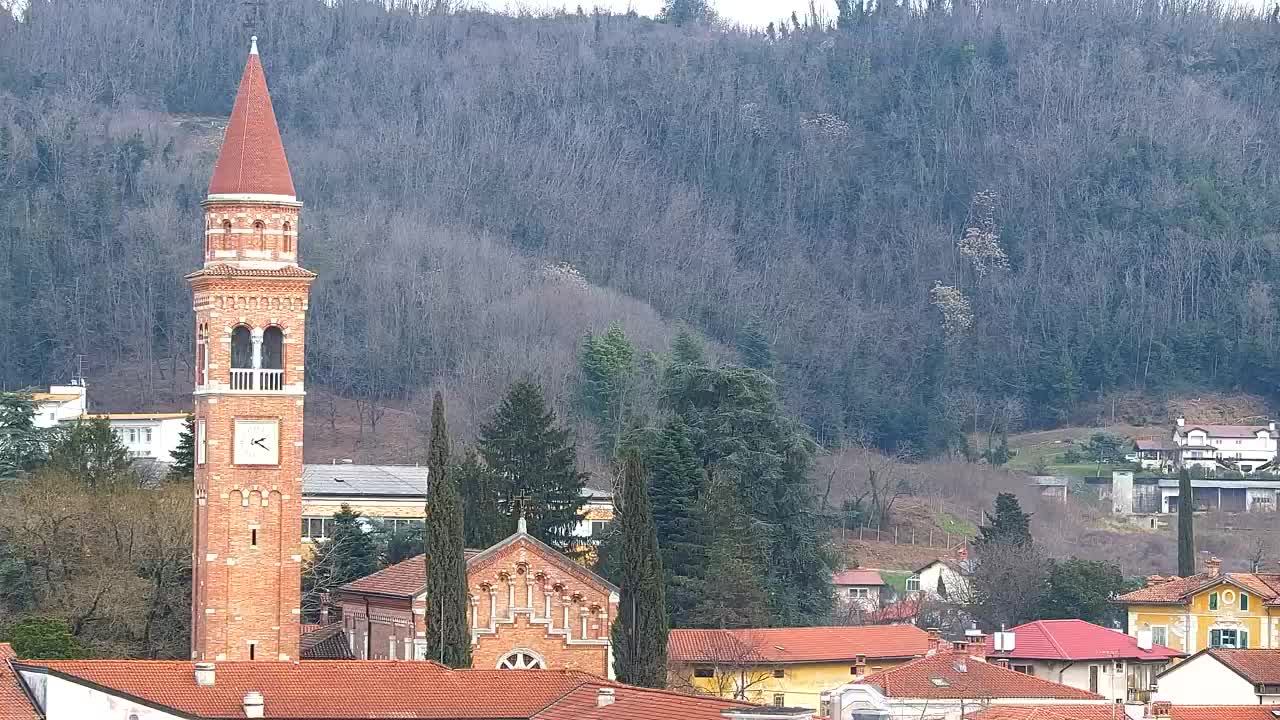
<box><xmin>229</xmin><ymin>368</ymin><xmax>285</xmax><ymax>392</ymax></box>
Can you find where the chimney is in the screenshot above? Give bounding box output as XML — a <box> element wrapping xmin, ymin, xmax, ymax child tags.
<box><xmin>596</xmin><ymin>688</ymin><xmax>615</xmax><ymax>708</ymax></box>
<box><xmin>242</xmin><ymin>691</ymin><xmax>264</xmax><ymax>719</ymax></box>
<box><xmin>1205</xmin><ymin>557</ymin><xmax>1221</xmax><ymax>577</ymax></box>
<box><xmin>1145</xmin><ymin>574</ymin><xmax>1166</xmax><ymax>588</ymax></box>
<box><xmin>1150</xmin><ymin>700</ymin><xmax>1172</xmax><ymax>719</ymax></box>
<box><xmin>953</xmin><ymin>640</ymin><xmax>969</xmax><ymax>654</ymax></box>
<box><xmin>318</xmin><ymin>592</ymin><xmax>331</xmax><ymax>625</ymax></box>
<box><xmin>994</xmin><ymin>658</ymin><xmax>1010</xmax><ymax>669</ymax></box>
<box><xmin>1270</xmin><ymin>422</ymin><xmax>1276</xmax><ymax>433</ymax></box>
<box><xmin>1176</xmin><ymin>417</ymin><xmax>1185</xmax><ymax>427</ymax></box>
<box><xmin>854</xmin><ymin>653</ymin><xmax>868</xmax><ymax>678</ymax></box>
<box><xmin>927</xmin><ymin>628</ymin><xmax>941</xmax><ymax>656</ymax></box>
<box><xmin>967</xmin><ymin>632</ymin><xmax>987</xmax><ymax>661</ymax></box>
<box><xmin>194</xmin><ymin>662</ymin><xmax>215</xmax><ymax>687</ymax></box>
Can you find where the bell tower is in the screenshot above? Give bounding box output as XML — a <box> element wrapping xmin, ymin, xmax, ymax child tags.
<box><xmin>190</xmin><ymin>36</ymin><xmax>313</xmax><ymax>662</ymax></box>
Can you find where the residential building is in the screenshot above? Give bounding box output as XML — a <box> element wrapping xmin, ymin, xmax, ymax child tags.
<box><xmin>1133</xmin><ymin>438</ymin><xmax>1177</xmax><ymax>472</ymax></box>
<box><xmin>300</xmin><ymin>463</ymin><xmax>613</xmax><ymax>543</ymax></box>
<box><xmin>1154</xmin><ymin>647</ymin><xmax>1280</xmax><ymax>705</ymax></box>
<box><xmin>326</xmin><ymin>516</ymin><xmax>617</xmax><ymax>676</ymax></box>
<box><xmin>966</xmin><ymin>703</ymin><xmax>1280</xmax><ymax>719</ymax></box>
<box><xmin>2</xmin><ymin>642</ymin><xmax>776</xmax><ymax>720</ymax></box>
<box><xmin>1172</xmin><ymin>418</ymin><xmax>1278</xmax><ymax>473</ymax></box>
<box><xmin>833</xmin><ymin>569</ymin><xmax>887</xmax><ymax>609</ymax></box>
<box><xmin>667</xmin><ymin>625</ymin><xmax>937</xmax><ymax>710</ymax></box>
<box><xmin>910</xmin><ymin>559</ymin><xmax>973</xmax><ymax>601</ymax></box>
<box><xmin>75</xmin><ymin>412</ymin><xmax>189</xmax><ymax>462</ymax></box>
<box><xmin>29</xmin><ymin>385</ymin><xmax>87</xmax><ymax>428</ymax></box>
<box><xmin>1105</xmin><ymin>470</ymin><xmax>1280</xmax><ymax>515</ymax></box>
<box><xmin>982</xmin><ymin>619</ymin><xmax>1182</xmax><ymax>703</ymax></box>
<box><xmin>828</xmin><ymin>648</ymin><xmax>1106</xmax><ymax>720</ymax></box>
<box><xmin>1116</xmin><ymin>557</ymin><xmax>1280</xmax><ymax>653</ymax></box>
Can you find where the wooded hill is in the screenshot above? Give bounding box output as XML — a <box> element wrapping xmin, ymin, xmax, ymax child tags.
<box><xmin>4</xmin><ymin>0</ymin><xmax>1280</xmax><ymax>457</ymax></box>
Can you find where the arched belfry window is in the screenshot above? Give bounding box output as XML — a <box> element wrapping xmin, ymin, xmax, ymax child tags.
<box><xmin>496</xmin><ymin>650</ymin><xmax>545</xmax><ymax>670</ymax></box>
<box><xmin>253</xmin><ymin>220</ymin><xmax>266</xmax><ymax>251</ymax></box>
<box><xmin>221</xmin><ymin>220</ymin><xmax>233</xmax><ymax>251</ymax></box>
<box><xmin>231</xmin><ymin>326</ymin><xmax>253</xmax><ymax>369</ymax></box>
<box><xmin>261</xmin><ymin>326</ymin><xmax>284</xmax><ymax>370</ymax></box>
<box><xmin>283</xmin><ymin>222</ymin><xmax>292</xmax><ymax>253</ymax></box>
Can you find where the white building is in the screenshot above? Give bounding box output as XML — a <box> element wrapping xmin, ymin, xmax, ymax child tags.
<box><xmin>29</xmin><ymin>385</ymin><xmax>88</xmax><ymax>428</ymax></box>
<box><xmin>76</xmin><ymin>412</ymin><xmax>189</xmax><ymax>463</ymax></box>
<box><xmin>1173</xmin><ymin>418</ymin><xmax>1278</xmax><ymax>473</ymax></box>
<box><xmin>1155</xmin><ymin>648</ymin><xmax>1280</xmax><ymax>705</ymax></box>
<box><xmin>909</xmin><ymin>560</ymin><xmax>972</xmax><ymax>601</ymax></box>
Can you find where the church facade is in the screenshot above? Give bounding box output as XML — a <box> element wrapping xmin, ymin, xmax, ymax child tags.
<box><xmin>189</xmin><ymin>37</ymin><xmax>313</xmax><ymax>662</ymax></box>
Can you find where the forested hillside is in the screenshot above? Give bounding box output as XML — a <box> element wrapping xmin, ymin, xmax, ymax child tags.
<box><xmin>5</xmin><ymin>0</ymin><xmax>1280</xmax><ymax>456</ymax></box>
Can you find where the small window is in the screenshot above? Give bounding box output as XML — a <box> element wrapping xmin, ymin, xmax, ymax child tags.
<box><xmin>196</xmin><ymin>419</ymin><xmax>207</xmax><ymax>466</ymax></box>
<box><xmin>251</xmin><ymin>529</ymin><xmax>258</xmax><ymax>547</ymax></box>
<box><xmin>693</xmin><ymin>665</ymin><xmax>714</xmax><ymax>678</ymax></box>
<box><xmin>1151</xmin><ymin>626</ymin><xmax>1168</xmax><ymax>647</ymax></box>
<box><xmin>1209</xmin><ymin>592</ymin><xmax>1219</xmax><ymax>610</ymax></box>
<box><xmin>143</xmin><ymin>428</ymin><xmax>152</xmax><ymax>443</ymax></box>
<box><xmin>590</xmin><ymin>520</ymin><xmax>609</xmax><ymax>536</ymax></box>
<box><xmin>906</xmin><ymin>575</ymin><xmax>921</xmax><ymax>592</ymax></box>
<box><xmin>283</xmin><ymin>222</ymin><xmax>293</xmax><ymax>252</ymax></box>
<box><xmin>221</xmin><ymin>220</ymin><xmax>233</xmax><ymax>250</ymax></box>
<box><xmin>1211</xmin><ymin>629</ymin><xmax>1248</xmax><ymax>648</ymax></box>
<box><xmin>772</xmin><ymin>667</ymin><xmax>785</xmax><ymax>678</ymax></box>
<box><xmin>1011</xmin><ymin>664</ymin><xmax>1034</xmax><ymax>675</ymax></box>
<box><xmin>1242</xmin><ymin>593</ymin><xmax>1250</xmax><ymax>611</ymax></box>
<box><xmin>253</xmin><ymin>220</ymin><xmax>266</xmax><ymax>250</ymax></box>
<box><xmin>772</xmin><ymin>694</ymin><xmax>785</xmax><ymax>707</ymax></box>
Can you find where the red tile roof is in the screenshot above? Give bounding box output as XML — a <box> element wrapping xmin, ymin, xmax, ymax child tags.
<box><xmin>984</xmin><ymin>620</ymin><xmax>1181</xmax><ymax>661</ymax></box>
<box><xmin>1116</xmin><ymin>572</ymin><xmax>1280</xmax><ymax>605</ymax></box>
<box><xmin>667</xmin><ymin>625</ymin><xmax>931</xmax><ymax>664</ymax></box>
<box><xmin>0</xmin><ymin>645</ymin><xmax>38</xmax><ymax>720</ymax></box>
<box><xmin>299</xmin><ymin>622</ymin><xmax>352</xmax><ymax>660</ymax></box>
<box><xmin>1163</xmin><ymin>708</ymin><xmax>1280</xmax><ymax>719</ymax></box>
<box><xmin>533</xmin><ymin>682</ymin><xmax>748</xmax><ymax>720</ymax></box>
<box><xmin>862</xmin><ymin>652</ymin><xmax>1103</xmax><ymax>700</ymax></box>
<box><xmin>208</xmin><ymin>42</ymin><xmax>295</xmax><ymax>198</ymax></box>
<box><xmin>1201</xmin><ymin>648</ymin><xmax>1280</xmax><ymax>685</ymax></box>
<box><xmin>187</xmin><ymin>264</ymin><xmax>317</xmax><ymax>279</ymax></box>
<box><xmin>832</xmin><ymin>569</ymin><xmax>885</xmax><ymax>586</ymax></box>
<box><xmin>965</xmin><ymin>706</ymin><xmax>1128</xmax><ymax>720</ymax></box>
<box><xmin>336</xmin><ymin>549</ymin><xmax>482</xmax><ymax>598</ymax></box>
<box><xmin>13</xmin><ymin>659</ymin><xmax>745</xmax><ymax>720</ymax></box>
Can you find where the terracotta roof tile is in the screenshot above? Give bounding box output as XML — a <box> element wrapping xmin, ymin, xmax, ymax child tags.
<box><xmin>299</xmin><ymin>623</ymin><xmax>352</xmax><ymax>660</ymax></box>
<box><xmin>186</xmin><ymin>264</ymin><xmax>317</xmax><ymax>279</ymax></box>
<box><xmin>17</xmin><ymin>660</ymin><xmax>589</xmax><ymax>719</ymax></box>
<box><xmin>862</xmin><ymin>652</ymin><xmax>1103</xmax><ymax>700</ymax></box>
<box><xmin>984</xmin><ymin>620</ymin><xmax>1181</xmax><ymax>661</ymax></box>
<box><xmin>1165</xmin><ymin>707</ymin><xmax>1280</xmax><ymax>719</ymax></box>
<box><xmin>1203</xmin><ymin>648</ymin><xmax>1280</xmax><ymax>685</ymax></box>
<box><xmin>965</xmin><ymin>705</ymin><xmax>1127</xmax><ymax>720</ymax></box>
<box><xmin>0</xmin><ymin>645</ymin><xmax>38</xmax><ymax>720</ymax></box>
<box><xmin>1117</xmin><ymin>573</ymin><xmax>1280</xmax><ymax>605</ymax></box>
<box><xmin>832</xmin><ymin>569</ymin><xmax>885</xmax><ymax>586</ymax></box>
<box><xmin>667</xmin><ymin>625</ymin><xmax>931</xmax><ymax>664</ymax></box>
<box><xmin>533</xmin><ymin>682</ymin><xmax>750</xmax><ymax>720</ymax></box>
<box><xmin>208</xmin><ymin>43</ymin><xmax>295</xmax><ymax>198</ymax></box>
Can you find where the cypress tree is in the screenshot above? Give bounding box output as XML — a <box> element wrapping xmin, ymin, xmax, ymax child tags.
<box><xmin>611</xmin><ymin>450</ymin><xmax>668</xmax><ymax>687</ymax></box>
<box><xmin>1178</xmin><ymin>468</ymin><xmax>1196</xmax><ymax>577</ymax></box>
<box><xmin>649</xmin><ymin>418</ymin><xmax>707</xmax><ymax>626</ymax></box>
<box><xmin>424</xmin><ymin>392</ymin><xmax>471</xmax><ymax>667</ymax></box>
<box><xmin>479</xmin><ymin>381</ymin><xmax>587</xmax><ymax>551</ymax></box>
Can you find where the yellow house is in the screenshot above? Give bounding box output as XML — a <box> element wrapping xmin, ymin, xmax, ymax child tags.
<box><xmin>667</xmin><ymin>625</ymin><xmax>936</xmax><ymax>710</ymax></box>
<box><xmin>1117</xmin><ymin>557</ymin><xmax>1280</xmax><ymax>654</ymax></box>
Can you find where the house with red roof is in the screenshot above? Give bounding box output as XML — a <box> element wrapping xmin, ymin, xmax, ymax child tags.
<box><xmin>982</xmin><ymin>619</ymin><xmax>1182</xmax><ymax>704</ymax></box>
<box><xmin>826</xmin><ymin>646</ymin><xmax>1108</xmax><ymax>720</ymax></box>
<box><xmin>667</xmin><ymin>625</ymin><xmax>938</xmax><ymax>712</ymax></box>
<box><xmin>0</xmin><ymin>642</ymin><xmax>808</xmax><ymax>720</ymax></box>
<box><xmin>832</xmin><ymin>569</ymin><xmax>887</xmax><ymax>610</ymax></box>
<box><xmin>966</xmin><ymin>702</ymin><xmax>1280</xmax><ymax>720</ymax></box>
<box><xmin>1154</xmin><ymin>647</ymin><xmax>1280</xmax><ymax>705</ymax></box>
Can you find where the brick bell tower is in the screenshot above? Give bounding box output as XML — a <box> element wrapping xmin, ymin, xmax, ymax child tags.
<box><xmin>189</xmin><ymin>36</ymin><xmax>313</xmax><ymax>662</ymax></box>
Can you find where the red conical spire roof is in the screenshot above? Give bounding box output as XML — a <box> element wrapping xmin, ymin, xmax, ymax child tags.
<box><xmin>208</xmin><ymin>37</ymin><xmax>296</xmax><ymax>198</ymax></box>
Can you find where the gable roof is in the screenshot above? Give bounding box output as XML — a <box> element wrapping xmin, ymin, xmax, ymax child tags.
<box><xmin>984</xmin><ymin>619</ymin><xmax>1181</xmax><ymax>662</ymax></box>
<box><xmin>337</xmin><ymin>529</ymin><xmax>616</xmax><ymax>599</ymax></box>
<box><xmin>832</xmin><ymin>569</ymin><xmax>885</xmax><ymax>586</ymax></box>
<box><xmin>0</xmin><ymin>645</ymin><xmax>38</xmax><ymax>720</ymax></box>
<box><xmin>667</xmin><ymin>625</ymin><xmax>931</xmax><ymax>664</ymax></box>
<box><xmin>208</xmin><ymin>39</ymin><xmax>296</xmax><ymax>198</ymax></box>
<box><xmin>1163</xmin><ymin>648</ymin><xmax>1280</xmax><ymax>686</ymax></box>
<box><xmin>965</xmin><ymin>706</ymin><xmax>1128</xmax><ymax>720</ymax></box>
<box><xmin>14</xmin><ymin>659</ymin><xmax>746</xmax><ymax>720</ymax></box>
<box><xmin>1116</xmin><ymin>572</ymin><xmax>1280</xmax><ymax>605</ymax></box>
<box><xmin>861</xmin><ymin>652</ymin><xmax>1103</xmax><ymax>700</ymax></box>
<box><xmin>299</xmin><ymin>622</ymin><xmax>352</xmax><ymax>660</ymax></box>
<box><xmin>301</xmin><ymin>464</ymin><xmax>430</xmax><ymax>498</ymax></box>
<box><xmin>1180</xmin><ymin>424</ymin><xmax>1271</xmax><ymax>438</ymax></box>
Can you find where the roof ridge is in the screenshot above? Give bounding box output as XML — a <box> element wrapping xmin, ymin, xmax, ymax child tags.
<box><xmin>1032</xmin><ymin>620</ymin><xmax>1071</xmax><ymax>659</ymax></box>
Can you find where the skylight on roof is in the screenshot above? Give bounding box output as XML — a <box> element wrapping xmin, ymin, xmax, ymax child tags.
<box><xmin>929</xmin><ymin>677</ymin><xmax>950</xmax><ymax>687</ymax></box>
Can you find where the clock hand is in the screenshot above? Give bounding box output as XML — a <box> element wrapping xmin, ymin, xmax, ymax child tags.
<box><xmin>252</xmin><ymin>438</ymin><xmax>268</xmax><ymax>449</ymax></box>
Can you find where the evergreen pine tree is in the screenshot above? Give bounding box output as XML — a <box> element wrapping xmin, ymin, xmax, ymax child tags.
<box><xmin>579</xmin><ymin>323</ymin><xmax>636</xmax><ymax>458</ymax></box>
<box><xmin>46</xmin><ymin>417</ymin><xmax>132</xmax><ymax>489</ymax></box>
<box><xmin>0</xmin><ymin>391</ymin><xmax>46</xmax><ymax>478</ymax></box>
<box><xmin>736</xmin><ymin>320</ymin><xmax>774</xmax><ymax>372</ymax></box>
<box><xmin>977</xmin><ymin>492</ymin><xmax>1033</xmax><ymax>546</ymax></box>
<box><xmin>455</xmin><ymin>449</ymin><xmax>510</xmax><ymax>548</ymax></box>
<box><xmin>688</xmin><ymin>472</ymin><xmax>772</xmax><ymax>629</ymax></box>
<box><xmin>302</xmin><ymin>505</ymin><xmax>380</xmax><ymax>622</ymax></box>
<box><xmin>610</xmin><ymin>451</ymin><xmax>668</xmax><ymax>686</ymax></box>
<box><xmin>669</xmin><ymin>329</ymin><xmax>707</xmax><ymax>367</ymax></box>
<box><xmin>479</xmin><ymin>381</ymin><xmax>587</xmax><ymax>551</ymax></box>
<box><xmin>649</xmin><ymin>418</ymin><xmax>707</xmax><ymax>626</ymax></box>
<box><xmin>1178</xmin><ymin>468</ymin><xmax>1196</xmax><ymax>577</ymax></box>
<box><xmin>167</xmin><ymin>415</ymin><xmax>195</xmax><ymax>481</ymax></box>
<box><xmin>424</xmin><ymin>392</ymin><xmax>471</xmax><ymax>667</ymax></box>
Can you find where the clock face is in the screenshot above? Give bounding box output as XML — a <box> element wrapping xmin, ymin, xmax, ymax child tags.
<box><xmin>234</xmin><ymin>419</ymin><xmax>279</xmax><ymax>466</ymax></box>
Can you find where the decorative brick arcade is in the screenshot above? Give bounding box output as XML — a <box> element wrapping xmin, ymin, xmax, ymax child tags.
<box><xmin>190</xmin><ymin>37</ymin><xmax>313</xmax><ymax>662</ymax></box>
